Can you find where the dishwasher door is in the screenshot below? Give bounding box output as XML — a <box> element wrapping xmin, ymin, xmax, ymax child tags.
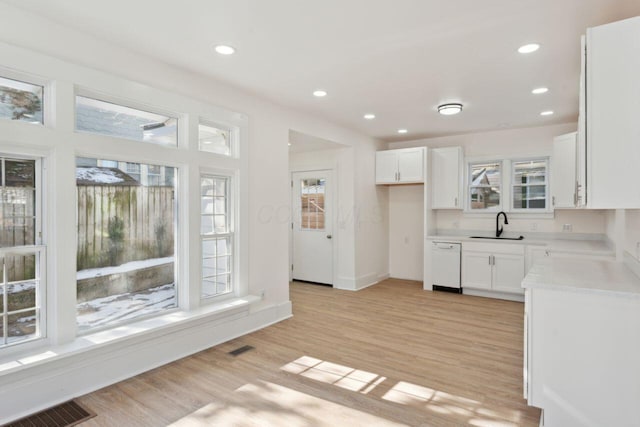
<box><xmin>431</xmin><ymin>242</ymin><xmax>461</xmax><ymax>289</ymax></box>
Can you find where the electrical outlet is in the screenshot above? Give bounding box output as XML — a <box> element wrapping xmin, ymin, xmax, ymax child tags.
<box><xmin>452</xmin><ymin>221</ymin><xmax>460</xmax><ymax>229</ymax></box>
<box><xmin>530</xmin><ymin>222</ymin><xmax>538</xmax><ymax>231</ymax></box>
<box><xmin>404</xmin><ymin>236</ymin><xmax>410</xmax><ymax>244</ymax></box>
<box><xmin>259</xmin><ymin>289</ymin><xmax>265</xmax><ymax>299</ymax></box>
<box><xmin>562</xmin><ymin>224</ymin><xmax>573</xmax><ymax>232</ymax></box>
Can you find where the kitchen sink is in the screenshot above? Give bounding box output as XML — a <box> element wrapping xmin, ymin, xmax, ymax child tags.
<box><xmin>470</xmin><ymin>236</ymin><xmax>525</xmax><ymax>240</ymax></box>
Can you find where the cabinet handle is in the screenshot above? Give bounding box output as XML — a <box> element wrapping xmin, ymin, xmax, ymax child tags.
<box><xmin>552</xmin><ymin>196</ymin><xmax>555</xmax><ymax>206</ymax></box>
<box><xmin>454</xmin><ymin>197</ymin><xmax>458</xmax><ymax>207</ymax></box>
<box><xmin>488</xmin><ymin>255</ymin><xmax>492</xmax><ymax>265</ymax></box>
<box><xmin>398</xmin><ymin>171</ymin><xmax>401</xmax><ymax>181</ymax></box>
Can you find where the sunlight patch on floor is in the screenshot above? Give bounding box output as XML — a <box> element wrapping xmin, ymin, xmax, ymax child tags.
<box><xmin>281</xmin><ymin>355</ymin><xmax>523</xmax><ymax>426</ymax></box>
<box><xmin>281</xmin><ymin>355</ymin><xmax>385</xmax><ymax>393</ymax></box>
<box><xmin>167</xmin><ymin>380</ymin><xmax>404</xmax><ymax>427</ymax></box>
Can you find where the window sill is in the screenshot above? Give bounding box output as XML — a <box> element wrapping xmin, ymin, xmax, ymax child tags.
<box><xmin>0</xmin><ymin>294</ymin><xmax>262</xmax><ymax>378</ymax></box>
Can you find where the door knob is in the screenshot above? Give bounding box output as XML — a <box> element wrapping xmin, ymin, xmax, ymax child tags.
<box><xmin>326</xmin><ymin>234</ymin><xmax>332</xmax><ymax>239</ymax></box>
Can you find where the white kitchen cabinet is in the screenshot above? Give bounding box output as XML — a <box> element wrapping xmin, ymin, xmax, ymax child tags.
<box><xmin>431</xmin><ymin>146</ymin><xmax>463</xmax><ymax>209</ymax></box>
<box><xmin>584</xmin><ymin>17</ymin><xmax>640</xmax><ymax>208</ymax></box>
<box><xmin>462</xmin><ymin>242</ymin><xmax>525</xmax><ymax>296</ymax></box>
<box><xmin>375</xmin><ymin>147</ymin><xmax>425</xmax><ymax>184</ymax></box>
<box><xmin>461</xmin><ymin>251</ymin><xmax>492</xmax><ymax>290</ymax></box>
<box><xmin>492</xmin><ymin>253</ymin><xmax>525</xmax><ymax>294</ymax></box>
<box><xmin>551</xmin><ymin>132</ymin><xmax>578</xmax><ymax>208</ymax></box>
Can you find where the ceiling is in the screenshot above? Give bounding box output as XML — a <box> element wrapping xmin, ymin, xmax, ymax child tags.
<box><xmin>6</xmin><ymin>0</ymin><xmax>640</xmax><ymax>142</ymax></box>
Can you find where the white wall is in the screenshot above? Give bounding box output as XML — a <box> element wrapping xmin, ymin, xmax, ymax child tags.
<box><xmin>624</xmin><ymin>210</ymin><xmax>640</xmax><ymax>259</ymax></box>
<box><xmin>0</xmin><ymin>3</ymin><xmax>387</xmax><ymax>422</ymax></box>
<box><xmin>388</xmin><ymin>185</ymin><xmax>424</xmax><ymax>281</ymax></box>
<box><xmin>386</xmin><ymin>123</ymin><xmax>611</xmax><ymax>280</ymax></box>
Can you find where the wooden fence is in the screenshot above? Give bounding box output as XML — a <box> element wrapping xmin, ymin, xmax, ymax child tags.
<box><xmin>77</xmin><ymin>185</ymin><xmax>175</xmax><ymax>270</ymax></box>
<box><xmin>0</xmin><ymin>188</ymin><xmax>36</xmax><ymax>281</ymax></box>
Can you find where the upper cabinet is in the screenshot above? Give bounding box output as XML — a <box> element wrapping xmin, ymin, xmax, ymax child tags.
<box><xmin>431</xmin><ymin>147</ymin><xmax>463</xmax><ymax>209</ymax></box>
<box><xmin>583</xmin><ymin>17</ymin><xmax>640</xmax><ymax>208</ymax></box>
<box><xmin>551</xmin><ymin>132</ymin><xmax>579</xmax><ymax>208</ymax></box>
<box><xmin>375</xmin><ymin>147</ymin><xmax>425</xmax><ymax>184</ymax></box>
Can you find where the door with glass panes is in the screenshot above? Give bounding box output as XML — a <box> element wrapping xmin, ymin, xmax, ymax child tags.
<box><xmin>292</xmin><ymin>170</ymin><xmax>333</xmax><ymax>285</ymax></box>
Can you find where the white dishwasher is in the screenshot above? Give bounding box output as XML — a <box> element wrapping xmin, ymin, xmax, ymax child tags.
<box><xmin>431</xmin><ymin>241</ymin><xmax>462</xmax><ymax>293</ymax></box>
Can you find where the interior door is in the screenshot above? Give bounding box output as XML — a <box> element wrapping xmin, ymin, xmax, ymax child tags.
<box><xmin>292</xmin><ymin>170</ymin><xmax>333</xmax><ymax>285</ymax></box>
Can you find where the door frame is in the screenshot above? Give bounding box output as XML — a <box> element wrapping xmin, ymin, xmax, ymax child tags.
<box><xmin>289</xmin><ymin>168</ymin><xmax>337</xmax><ymax>285</ymax></box>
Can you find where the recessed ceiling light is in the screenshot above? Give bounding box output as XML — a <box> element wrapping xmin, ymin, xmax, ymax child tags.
<box><xmin>364</xmin><ymin>114</ymin><xmax>376</xmax><ymax>120</ymax></box>
<box><xmin>214</xmin><ymin>45</ymin><xmax>236</xmax><ymax>55</ymax></box>
<box><xmin>438</xmin><ymin>103</ymin><xmax>463</xmax><ymax>115</ymax></box>
<box><xmin>540</xmin><ymin>110</ymin><xmax>554</xmax><ymax>116</ymax></box>
<box><xmin>518</xmin><ymin>43</ymin><xmax>540</xmax><ymax>54</ymax></box>
<box><xmin>288</xmin><ymin>142</ymin><xmax>292</xmax><ymax>146</ymax></box>
<box><xmin>532</xmin><ymin>87</ymin><xmax>549</xmax><ymax>94</ymax></box>
<box><xmin>397</xmin><ymin>129</ymin><xmax>408</xmax><ymax>134</ymax></box>
<box><xmin>313</xmin><ymin>90</ymin><xmax>327</xmax><ymax>97</ymax></box>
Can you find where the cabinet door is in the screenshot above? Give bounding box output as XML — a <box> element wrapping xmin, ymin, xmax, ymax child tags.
<box><xmin>492</xmin><ymin>253</ymin><xmax>525</xmax><ymax>294</ymax></box>
<box><xmin>375</xmin><ymin>151</ymin><xmax>398</xmax><ymax>184</ymax></box>
<box><xmin>432</xmin><ymin>147</ymin><xmax>463</xmax><ymax>209</ymax></box>
<box><xmin>587</xmin><ymin>17</ymin><xmax>640</xmax><ymax>208</ymax></box>
<box><xmin>551</xmin><ymin>133</ymin><xmax>577</xmax><ymax>208</ymax></box>
<box><xmin>461</xmin><ymin>251</ymin><xmax>492</xmax><ymax>290</ymax></box>
<box><xmin>397</xmin><ymin>148</ymin><xmax>424</xmax><ymax>183</ymax></box>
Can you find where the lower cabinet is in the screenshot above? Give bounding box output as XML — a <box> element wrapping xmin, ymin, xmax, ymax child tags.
<box><xmin>462</xmin><ymin>242</ymin><xmax>525</xmax><ymax>295</ymax></box>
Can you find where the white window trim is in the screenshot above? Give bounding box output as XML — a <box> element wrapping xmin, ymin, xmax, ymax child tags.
<box><xmin>510</xmin><ymin>157</ymin><xmax>551</xmax><ymax>213</ymax></box>
<box><xmin>198</xmin><ymin>118</ymin><xmax>240</xmax><ymax>159</ymax></box>
<box><xmin>199</xmin><ymin>168</ymin><xmax>240</xmax><ymax>305</ymax></box>
<box><xmin>466</xmin><ymin>159</ymin><xmax>503</xmax><ymax>213</ymax></box>
<box><xmin>465</xmin><ymin>156</ymin><xmax>553</xmax><ymax>217</ymax></box>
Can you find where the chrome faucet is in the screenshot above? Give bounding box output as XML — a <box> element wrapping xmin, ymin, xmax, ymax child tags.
<box><xmin>496</xmin><ymin>211</ymin><xmax>508</xmax><ymax>237</ymax></box>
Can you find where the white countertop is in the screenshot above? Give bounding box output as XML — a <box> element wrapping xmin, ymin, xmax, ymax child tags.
<box><xmin>426</xmin><ymin>233</ymin><xmax>614</xmax><ymax>256</ymax></box>
<box><xmin>522</xmin><ymin>257</ymin><xmax>640</xmax><ymax>297</ymax></box>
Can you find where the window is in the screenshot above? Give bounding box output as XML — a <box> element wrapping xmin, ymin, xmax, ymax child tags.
<box><xmin>199</xmin><ymin>122</ymin><xmax>233</xmax><ymax>156</ymax></box>
<box><xmin>76</xmin><ymin>157</ymin><xmax>177</xmax><ymax>331</ymax></box>
<box><xmin>512</xmin><ymin>159</ymin><xmax>548</xmax><ymax>210</ymax></box>
<box><xmin>201</xmin><ymin>175</ymin><xmax>233</xmax><ymax>298</ymax></box>
<box><xmin>469</xmin><ymin>162</ymin><xmax>501</xmax><ymax>210</ymax></box>
<box><xmin>300</xmin><ymin>178</ymin><xmax>326</xmax><ymax>230</ymax></box>
<box><xmin>0</xmin><ymin>76</ymin><xmax>43</xmax><ymax>124</ymax></box>
<box><xmin>125</xmin><ymin>162</ymin><xmax>141</xmax><ymax>183</ymax></box>
<box><xmin>75</xmin><ymin>96</ymin><xmax>177</xmax><ymax>146</ymax></box>
<box><xmin>0</xmin><ymin>157</ymin><xmax>44</xmax><ymax>348</ymax></box>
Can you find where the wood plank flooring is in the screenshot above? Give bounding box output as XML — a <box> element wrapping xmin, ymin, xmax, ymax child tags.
<box><xmin>76</xmin><ymin>279</ymin><xmax>541</xmax><ymax>426</ymax></box>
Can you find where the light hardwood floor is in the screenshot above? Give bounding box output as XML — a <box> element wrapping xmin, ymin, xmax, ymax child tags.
<box><xmin>77</xmin><ymin>279</ymin><xmax>541</xmax><ymax>426</ymax></box>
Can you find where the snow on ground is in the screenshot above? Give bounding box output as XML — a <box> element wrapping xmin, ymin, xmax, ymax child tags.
<box><xmin>6</xmin><ymin>280</ymin><xmax>36</xmax><ymax>293</ymax></box>
<box><xmin>76</xmin><ymin>166</ymin><xmax>126</xmax><ymax>184</ymax></box>
<box><xmin>76</xmin><ymin>283</ymin><xmax>176</xmax><ymax>330</ymax></box>
<box><xmin>77</xmin><ymin>256</ymin><xmax>174</xmax><ymax>280</ymax></box>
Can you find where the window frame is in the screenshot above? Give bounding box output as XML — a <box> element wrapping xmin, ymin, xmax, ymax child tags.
<box><xmin>0</xmin><ymin>75</ymin><xmax>45</xmax><ymax>126</ymax></box>
<box><xmin>199</xmin><ymin>171</ymin><xmax>237</xmax><ymax>302</ymax></box>
<box><xmin>74</xmin><ymin>88</ymin><xmax>181</xmax><ymax>148</ymax></box>
<box><xmin>0</xmin><ymin>154</ymin><xmax>45</xmax><ymax>350</ymax></box>
<box><xmin>510</xmin><ymin>157</ymin><xmax>550</xmax><ymax>212</ymax></box>
<box><xmin>466</xmin><ymin>160</ymin><xmax>503</xmax><ymax>212</ymax></box>
<box><xmin>198</xmin><ymin>119</ymin><xmax>239</xmax><ymax>158</ymax></box>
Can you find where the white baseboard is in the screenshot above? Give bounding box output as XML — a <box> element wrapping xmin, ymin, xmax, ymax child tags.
<box><xmin>0</xmin><ymin>301</ymin><xmax>292</xmax><ymax>424</ymax></box>
<box><xmin>463</xmin><ymin>288</ymin><xmax>524</xmax><ymax>302</ymax></box>
<box><xmin>335</xmin><ymin>272</ymin><xmax>387</xmax><ymax>291</ymax></box>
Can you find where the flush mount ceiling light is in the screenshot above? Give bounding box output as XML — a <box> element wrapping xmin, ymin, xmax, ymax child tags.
<box><xmin>214</xmin><ymin>44</ymin><xmax>236</xmax><ymax>55</ymax></box>
<box><xmin>532</xmin><ymin>87</ymin><xmax>549</xmax><ymax>94</ymax></box>
<box><xmin>438</xmin><ymin>103</ymin><xmax>463</xmax><ymax>116</ymax></box>
<box><xmin>518</xmin><ymin>43</ymin><xmax>540</xmax><ymax>54</ymax></box>
<box><xmin>397</xmin><ymin>129</ymin><xmax>408</xmax><ymax>134</ymax></box>
<box><xmin>313</xmin><ymin>90</ymin><xmax>327</xmax><ymax>97</ymax></box>
<box><xmin>364</xmin><ymin>114</ymin><xmax>376</xmax><ymax>120</ymax></box>
<box><xmin>540</xmin><ymin>110</ymin><xmax>554</xmax><ymax>116</ymax></box>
